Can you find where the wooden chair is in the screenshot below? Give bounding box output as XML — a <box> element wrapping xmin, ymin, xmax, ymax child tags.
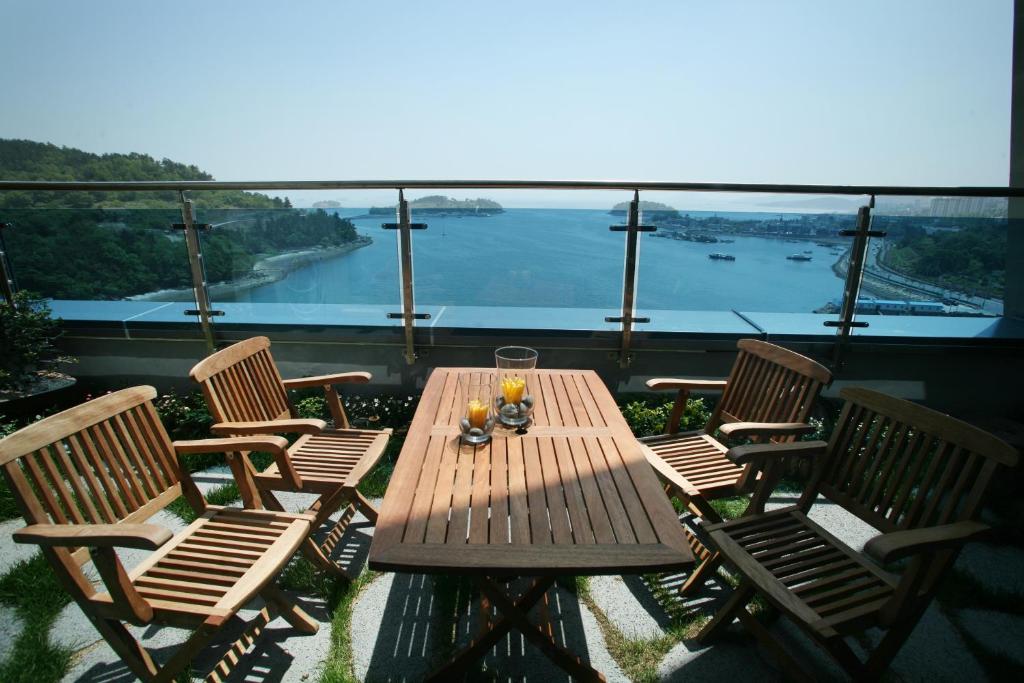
<box><xmin>189</xmin><ymin>336</ymin><xmax>391</xmax><ymax>578</ymax></box>
<box><xmin>697</xmin><ymin>387</ymin><xmax>1018</xmax><ymax>681</ymax></box>
<box><xmin>639</xmin><ymin>338</ymin><xmax>833</xmax><ymax>594</ymax></box>
<box><xmin>0</xmin><ymin>386</ymin><xmax>319</xmax><ymax>683</ymax></box>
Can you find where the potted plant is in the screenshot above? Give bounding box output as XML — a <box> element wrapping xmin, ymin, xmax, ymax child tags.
<box><xmin>0</xmin><ymin>291</ymin><xmax>77</xmax><ymax>413</ymax></box>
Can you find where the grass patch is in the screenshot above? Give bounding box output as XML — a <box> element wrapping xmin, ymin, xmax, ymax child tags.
<box><xmin>165</xmin><ymin>482</ymin><xmax>241</xmax><ymax>523</ymax></box>
<box><xmin>319</xmin><ymin>570</ymin><xmax>378</xmax><ymax>683</ymax></box>
<box><xmin>357</xmin><ymin>436</ymin><xmax>403</xmax><ymax>499</ymax></box>
<box><xmin>575</xmin><ymin>576</ymin><xmax>677</xmax><ymax>682</ymax></box>
<box><xmin>0</xmin><ymin>553</ymin><xmax>73</xmax><ymax>682</ymax></box>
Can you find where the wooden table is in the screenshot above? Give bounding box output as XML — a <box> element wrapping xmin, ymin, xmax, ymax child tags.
<box><xmin>369</xmin><ymin>368</ymin><xmax>694</xmax><ymax>681</ymax></box>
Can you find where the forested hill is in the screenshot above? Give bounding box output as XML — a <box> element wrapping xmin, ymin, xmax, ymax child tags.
<box><xmin>0</xmin><ymin>139</ymin><xmax>289</xmax><ymax>209</ymax></box>
<box><xmin>0</xmin><ymin>140</ymin><xmax>363</xmax><ymax>300</ymax></box>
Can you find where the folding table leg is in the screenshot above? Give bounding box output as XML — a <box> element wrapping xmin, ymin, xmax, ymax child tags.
<box><xmin>476</xmin><ymin>577</ymin><xmax>606</xmax><ymax>683</ymax></box>
<box><xmin>427</xmin><ymin>577</ymin><xmax>553</xmax><ymax>682</ymax></box>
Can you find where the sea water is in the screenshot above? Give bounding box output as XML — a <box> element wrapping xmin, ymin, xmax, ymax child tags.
<box><xmin>222</xmin><ymin>208</ymin><xmax>850</xmax><ymax>313</ymax></box>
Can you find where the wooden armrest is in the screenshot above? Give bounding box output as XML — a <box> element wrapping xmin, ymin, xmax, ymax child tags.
<box><xmin>282</xmin><ymin>371</ymin><xmax>372</xmax><ymax>389</ymax></box>
<box><xmin>645</xmin><ymin>378</ymin><xmax>728</xmax><ymax>392</ymax></box>
<box><xmin>174</xmin><ymin>436</ymin><xmax>302</xmax><ymax>488</ymax></box>
<box><xmin>865</xmin><ymin>521</ymin><xmax>991</xmax><ymax>564</ymax></box>
<box><xmin>13</xmin><ymin>523</ymin><xmax>172</xmax><ymax>550</ymax></box>
<box><xmin>718</xmin><ymin>421</ymin><xmax>816</xmax><ymax>440</ymax></box>
<box><xmin>210</xmin><ymin>419</ymin><xmax>326</xmax><ymax>436</ymax></box>
<box><xmin>726</xmin><ymin>440</ymin><xmax>829</xmax><ymax>465</ymax></box>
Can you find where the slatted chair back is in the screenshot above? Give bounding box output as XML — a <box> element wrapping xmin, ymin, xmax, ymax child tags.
<box><xmin>804</xmin><ymin>387</ymin><xmax>1019</xmax><ymax>534</ymax></box>
<box><xmin>0</xmin><ymin>387</ymin><xmax>184</xmax><ymax>588</ymax></box>
<box><xmin>190</xmin><ymin>336</ymin><xmax>293</xmax><ymax>425</ymax></box>
<box><xmin>709</xmin><ymin>339</ymin><xmax>832</xmax><ymax>438</ymax></box>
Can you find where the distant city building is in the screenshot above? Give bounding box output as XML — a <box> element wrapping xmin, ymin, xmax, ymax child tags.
<box><xmin>928</xmin><ymin>196</ymin><xmax>1007</xmax><ymax>218</ymax></box>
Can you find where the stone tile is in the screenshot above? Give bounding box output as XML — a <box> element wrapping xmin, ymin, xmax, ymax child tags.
<box><xmin>956</xmin><ymin>608</ymin><xmax>1024</xmax><ymax>666</ymax></box>
<box><xmin>659</xmin><ymin>636</ymin><xmax>782</xmax><ymax>682</ymax></box>
<box><xmin>62</xmin><ymin>593</ymin><xmax>331</xmax><ymax>682</ymax></box>
<box><xmin>956</xmin><ymin>542</ymin><xmax>1024</xmax><ymax>598</ymax></box>
<box><xmin>0</xmin><ymin>518</ymin><xmax>43</xmax><ymax>575</ymax></box>
<box><xmin>588</xmin><ymin>575</ymin><xmax>671</xmax><ymax>640</ymax></box>
<box><xmin>353</xmin><ymin>574</ymin><xmax>628</xmax><ymax>682</ymax></box>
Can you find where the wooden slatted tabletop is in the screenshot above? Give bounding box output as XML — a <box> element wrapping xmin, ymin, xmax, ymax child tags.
<box><xmin>369</xmin><ymin>368</ymin><xmax>694</xmax><ymax>575</ymax></box>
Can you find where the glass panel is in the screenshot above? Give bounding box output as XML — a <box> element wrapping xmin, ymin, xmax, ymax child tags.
<box><xmin>200</xmin><ymin>191</ymin><xmax>401</xmax><ymax>327</ymax></box>
<box><xmin>395</xmin><ymin>189</ymin><xmax>629</xmax><ymax>331</ymax></box>
<box><xmin>635</xmin><ymin>191</ymin><xmax>859</xmax><ymax>335</ymax></box>
<box><xmin>4</xmin><ymin>206</ymin><xmax>189</xmax><ymax>301</ymax></box>
<box><xmin>851</xmin><ymin>195</ymin><xmax>1015</xmax><ymax>339</ymax></box>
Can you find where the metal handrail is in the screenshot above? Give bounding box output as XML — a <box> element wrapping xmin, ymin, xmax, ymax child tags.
<box><xmin>1</xmin><ymin>178</ymin><xmax>1023</xmax><ymax>197</ymax></box>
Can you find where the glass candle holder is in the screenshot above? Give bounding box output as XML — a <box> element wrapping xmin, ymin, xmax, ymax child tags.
<box><xmin>459</xmin><ymin>376</ymin><xmax>495</xmax><ymax>445</ymax></box>
<box><xmin>494</xmin><ymin>346</ymin><xmax>538</xmax><ymax>428</ymax></box>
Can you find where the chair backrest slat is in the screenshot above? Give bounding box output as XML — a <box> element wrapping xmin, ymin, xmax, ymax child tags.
<box><xmin>190</xmin><ymin>336</ymin><xmax>293</xmax><ymax>425</ymax></box>
<box><xmin>710</xmin><ymin>339</ymin><xmax>832</xmax><ymax>438</ymax></box>
<box><xmin>814</xmin><ymin>387</ymin><xmax>1018</xmax><ymax>533</ymax></box>
<box><xmin>0</xmin><ymin>386</ymin><xmax>182</xmax><ymax>541</ymax></box>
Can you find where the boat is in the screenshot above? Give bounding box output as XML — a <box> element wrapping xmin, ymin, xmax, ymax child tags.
<box><xmin>708</xmin><ymin>253</ymin><xmax>736</xmax><ymax>261</ymax></box>
<box><xmin>803</xmin><ymin>249</ymin><xmax>812</xmax><ymax>254</ymax></box>
<box><xmin>787</xmin><ymin>254</ymin><xmax>812</xmax><ymax>261</ymax></box>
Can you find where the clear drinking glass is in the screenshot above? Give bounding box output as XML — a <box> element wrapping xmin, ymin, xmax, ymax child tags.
<box><xmin>494</xmin><ymin>346</ymin><xmax>538</xmax><ymax>428</ymax></box>
<box><xmin>459</xmin><ymin>375</ymin><xmax>495</xmax><ymax>444</ymax></box>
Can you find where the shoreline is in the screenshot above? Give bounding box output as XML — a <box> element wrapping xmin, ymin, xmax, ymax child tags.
<box><xmin>128</xmin><ymin>236</ymin><xmax>372</xmax><ymax>302</ymax></box>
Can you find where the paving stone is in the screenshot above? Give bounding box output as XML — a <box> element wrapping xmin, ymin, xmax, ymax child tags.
<box><xmin>62</xmin><ymin>592</ymin><xmax>331</xmax><ymax>682</ymax></box>
<box><xmin>956</xmin><ymin>608</ymin><xmax>1024</xmax><ymax>666</ymax></box>
<box><xmin>659</xmin><ymin>635</ymin><xmax>782</xmax><ymax>681</ymax></box>
<box><xmin>0</xmin><ymin>604</ymin><xmax>25</xmax><ymax>664</ymax></box>
<box><xmin>353</xmin><ymin>574</ymin><xmax>627</xmax><ymax>682</ymax></box>
<box><xmin>0</xmin><ymin>517</ymin><xmax>43</xmax><ymax>575</ymax></box>
<box><xmin>588</xmin><ymin>575</ymin><xmax>671</xmax><ymax>640</ymax></box>
<box><xmin>956</xmin><ymin>542</ymin><xmax>1024</xmax><ymax>598</ymax></box>
<box><xmin>189</xmin><ymin>464</ymin><xmax>234</xmax><ymax>496</ymax></box>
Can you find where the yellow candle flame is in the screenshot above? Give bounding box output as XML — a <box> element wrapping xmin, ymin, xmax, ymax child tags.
<box><xmin>467</xmin><ymin>399</ymin><xmax>489</xmax><ymax>428</ymax></box>
<box><xmin>502</xmin><ymin>375</ymin><xmax>526</xmax><ymax>405</ymax></box>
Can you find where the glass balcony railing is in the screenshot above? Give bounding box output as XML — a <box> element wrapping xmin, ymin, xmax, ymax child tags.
<box><xmin>0</xmin><ymin>180</ymin><xmax>1021</xmax><ymax>364</ymax></box>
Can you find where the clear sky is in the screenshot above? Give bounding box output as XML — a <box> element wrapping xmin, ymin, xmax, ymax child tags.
<box><xmin>0</xmin><ymin>0</ymin><xmax>1013</xmax><ymax>208</ymax></box>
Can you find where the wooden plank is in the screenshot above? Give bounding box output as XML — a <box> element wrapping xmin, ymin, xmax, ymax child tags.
<box><xmin>506</xmin><ymin>437</ymin><xmax>531</xmax><ymax>544</ymax></box>
<box><xmin>537</xmin><ymin>437</ymin><xmax>573</xmax><ymax>544</ymax></box>
<box><xmin>468</xmin><ymin>441</ymin><xmax>492</xmax><ymax>544</ymax></box>
<box><xmin>489</xmin><ymin>437</ymin><xmax>510</xmax><ymax>545</ymax></box>
<box><xmin>570</xmin><ymin>436</ymin><xmax>615</xmax><ymax>544</ymax></box>
<box><xmin>446</xmin><ymin>439</ymin><xmax>476</xmax><ymax>544</ymax></box>
<box><xmin>582</xmin><ymin>437</ymin><xmax>634</xmax><ymax>544</ymax></box>
<box><xmin>553</xmin><ymin>437</ymin><xmax>594</xmax><ymax>544</ymax></box>
<box><xmin>522</xmin><ymin>438</ymin><xmax>552</xmax><ymax>544</ymax></box>
<box><xmin>403</xmin><ymin>435</ymin><xmax>447</xmax><ymax>544</ymax></box>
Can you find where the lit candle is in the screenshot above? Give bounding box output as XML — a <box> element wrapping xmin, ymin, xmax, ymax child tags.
<box><xmin>467</xmin><ymin>399</ymin><xmax>489</xmax><ymax>428</ymax></box>
<box><xmin>502</xmin><ymin>376</ymin><xmax>526</xmax><ymax>405</ymax></box>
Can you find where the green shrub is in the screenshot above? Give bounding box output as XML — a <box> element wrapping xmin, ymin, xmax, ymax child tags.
<box><xmin>294</xmin><ymin>392</ymin><xmax>419</xmax><ymax>431</ymax></box>
<box><xmin>153</xmin><ymin>390</ymin><xmax>213</xmax><ymax>441</ymax></box>
<box><xmin>617</xmin><ymin>396</ymin><xmax>710</xmax><ymax>437</ymax></box>
<box><xmin>0</xmin><ymin>291</ymin><xmax>73</xmax><ymax>392</ymax></box>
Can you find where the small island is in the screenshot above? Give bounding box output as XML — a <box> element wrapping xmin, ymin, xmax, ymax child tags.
<box><xmin>368</xmin><ymin>195</ymin><xmax>504</xmax><ymax>216</ymax></box>
<box><xmin>609</xmin><ymin>200</ymin><xmax>681</xmax><ymax>220</ymax></box>
<box><xmin>312</xmin><ymin>200</ymin><xmax>343</xmax><ymax>208</ymax></box>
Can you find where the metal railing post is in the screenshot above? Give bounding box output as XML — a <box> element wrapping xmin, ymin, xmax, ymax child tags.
<box><xmin>0</xmin><ymin>222</ymin><xmax>17</xmax><ymax>306</ymax></box>
<box><xmin>607</xmin><ymin>190</ymin><xmax>655</xmax><ymax>367</ymax></box>
<box><xmin>826</xmin><ymin>195</ymin><xmax>885</xmax><ymax>369</ymax></box>
<box><xmin>177</xmin><ymin>193</ymin><xmax>217</xmax><ymax>353</ymax></box>
<box><xmin>383</xmin><ymin>189</ymin><xmax>429</xmax><ymax>365</ymax></box>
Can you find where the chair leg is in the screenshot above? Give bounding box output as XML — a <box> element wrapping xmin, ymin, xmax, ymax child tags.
<box><xmin>354</xmin><ymin>490</ymin><xmax>379</xmax><ymax>523</ymax></box>
<box><xmin>91</xmin><ymin>616</ymin><xmax>160</xmax><ymax>681</ymax></box>
<box><xmin>696</xmin><ymin>579</ymin><xmax>755</xmax><ymax>643</ymax></box>
<box><xmin>261</xmin><ymin>584</ymin><xmax>319</xmax><ymax>634</ymax></box>
<box><xmin>862</xmin><ymin>600</ymin><xmax>931</xmax><ymax>680</ymax></box>
<box><xmin>679</xmin><ymin>552</ymin><xmax>723</xmax><ymax>596</ymax></box>
<box><xmin>261</xmin><ymin>489</ymin><xmax>353</xmax><ymax>580</ymax></box>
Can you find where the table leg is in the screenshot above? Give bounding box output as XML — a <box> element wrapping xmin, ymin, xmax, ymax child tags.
<box><xmin>427</xmin><ymin>576</ymin><xmax>606</xmax><ymax>683</ymax></box>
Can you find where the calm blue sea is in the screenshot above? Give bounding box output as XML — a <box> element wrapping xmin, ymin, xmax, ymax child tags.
<box><xmin>222</xmin><ymin>209</ymin><xmax>851</xmax><ymax>313</ymax></box>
